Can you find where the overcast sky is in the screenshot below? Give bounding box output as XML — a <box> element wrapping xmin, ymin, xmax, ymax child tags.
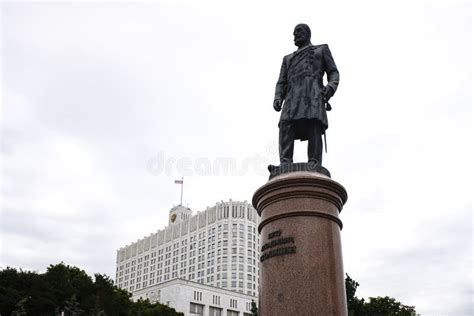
<box><xmin>1</xmin><ymin>1</ymin><xmax>472</xmax><ymax>315</ymax></box>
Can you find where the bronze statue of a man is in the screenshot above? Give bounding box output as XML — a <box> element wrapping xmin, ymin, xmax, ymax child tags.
<box><xmin>274</xmin><ymin>24</ymin><xmax>339</xmax><ymax>165</ymax></box>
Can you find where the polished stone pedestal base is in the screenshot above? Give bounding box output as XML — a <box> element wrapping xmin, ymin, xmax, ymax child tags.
<box><xmin>252</xmin><ymin>170</ymin><xmax>348</xmax><ymax>316</ymax></box>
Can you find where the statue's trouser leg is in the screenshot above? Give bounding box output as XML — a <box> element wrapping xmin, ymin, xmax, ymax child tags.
<box><xmin>279</xmin><ymin>121</ymin><xmax>294</xmax><ymax>163</ymax></box>
<box><xmin>307</xmin><ymin>122</ymin><xmax>323</xmax><ymax>164</ymax></box>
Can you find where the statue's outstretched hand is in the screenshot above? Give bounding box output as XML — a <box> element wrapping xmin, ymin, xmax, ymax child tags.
<box><xmin>273</xmin><ymin>99</ymin><xmax>282</xmax><ymax>112</ymax></box>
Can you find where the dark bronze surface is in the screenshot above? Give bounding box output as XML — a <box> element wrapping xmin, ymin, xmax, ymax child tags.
<box><xmin>273</xmin><ymin>24</ymin><xmax>339</xmax><ymax>166</ymax></box>
<box><xmin>268</xmin><ymin>162</ymin><xmax>331</xmax><ymax>179</ymax></box>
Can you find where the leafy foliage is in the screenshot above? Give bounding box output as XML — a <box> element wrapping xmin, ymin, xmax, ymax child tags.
<box><xmin>130</xmin><ymin>298</ymin><xmax>184</xmax><ymax>316</ymax></box>
<box><xmin>11</xmin><ymin>297</ymin><xmax>28</xmax><ymax>316</ymax></box>
<box><xmin>63</xmin><ymin>294</ymin><xmax>83</xmax><ymax>316</ymax></box>
<box><xmin>345</xmin><ymin>274</ymin><xmax>416</xmax><ymax>316</ymax></box>
<box><xmin>363</xmin><ymin>296</ymin><xmax>417</xmax><ymax>316</ymax></box>
<box><xmin>0</xmin><ymin>263</ymin><xmax>183</xmax><ymax>316</ymax></box>
<box><xmin>345</xmin><ymin>274</ymin><xmax>366</xmax><ymax>316</ymax></box>
<box><xmin>1</xmin><ymin>264</ymin><xmax>417</xmax><ymax>316</ymax></box>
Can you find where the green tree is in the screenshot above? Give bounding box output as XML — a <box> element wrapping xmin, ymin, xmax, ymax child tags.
<box><xmin>345</xmin><ymin>274</ymin><xmax>365</xmax><ymax>316</ymax></box>
<box><xmin>0</xmin><ymin>267</ymin><xmax>55</xmax><ymax>315</ymax></box>
<box><xmin>89</xmin><ymin>295</ymin><xmax>107</xmax><ymax>316</ymax></box>
<box><xmin>0</xmin><ymin>267</ymin><xmax>22</xmax><ymax>313</ymax></box>
<box><xmin>0</xmin><ymin>263</ymin><xmax>183</xmax><ymax>316</ymax></box>
<box><xmin>63</xmin><ymin>294</ymin><xmax>83</xmax><ymax>316</ymax></box>
<box><xmin>130</xmin><ymin>298</ymin><xmax>185</xmax><ymax>316</ymax></box>
<box><xmin>45</xmin><ymin>262</ymin><xmax>95</xmax><ymax>312</ymax></box>
<box><xmin>11</xmin><ymin>297</ymin><xmax>28</xmax><ymax>316</ymax></box>
<box><xmin>345</xmin><ymin>274</ymin><xmax>416</xmax><ymax>316</ymax></box>
<box><xmin>364</xmin><ymin>296</ymin><xmax>416</xmax><ymax>316</ymax></box>
<box><xmin>93</xmin><ymin>273</ymin><xmax>132</xmax><ymax>315</ymax></box>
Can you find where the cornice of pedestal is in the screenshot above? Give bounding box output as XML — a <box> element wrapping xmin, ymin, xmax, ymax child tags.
<box><xmin>252</xmin><ymin>171</ymin><xmax>348</xmax><ymax>231</ymax></box>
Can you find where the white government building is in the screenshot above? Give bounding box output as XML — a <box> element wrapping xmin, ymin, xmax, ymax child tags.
<box><xmin>116</xmin><ymin>200</ymin><xmax>260</xmax><ymax>316</ymax></box>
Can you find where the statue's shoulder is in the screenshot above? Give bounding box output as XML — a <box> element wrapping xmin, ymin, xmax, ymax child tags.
<box><xmin>281</xmin><ymin>52</ymin><xmax>295</xmax><ymax>66</ymax></box>
<box><xmin>283</xmin><ymin>52</ymin><xmax>294</xmax><ymax>60</ymax></box>
<box><xmin>311</xmin><ymin>44</ymin><xmax>329</xmax><ymax>52</ymax></box>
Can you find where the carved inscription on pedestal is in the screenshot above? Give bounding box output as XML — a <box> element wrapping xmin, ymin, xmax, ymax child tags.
<box><xmin>260</xmin><ymin>230</ymin><xmax>296</xmax><ymax>262</ymax></box>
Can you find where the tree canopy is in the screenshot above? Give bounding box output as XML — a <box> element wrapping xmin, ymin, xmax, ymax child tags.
<box><xmin>345</xmin><ymin>274</ymin><xmax>417</xmax><ymax>316</ymax></box>
<box><xmin>0</xmin><ymin>263</ymin><xmax>418</xmax><ymax>316</ymax></box>
<box><xmin>0</xmin><ymin>263</ymin><xmax>183</xmax><ymax>316</ymax></box>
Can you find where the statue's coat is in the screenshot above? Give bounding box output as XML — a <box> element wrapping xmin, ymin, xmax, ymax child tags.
<box><xmin>275</xmin><ymin>44</ymin><xmax>339</xmax><ymax>140</ymax></box>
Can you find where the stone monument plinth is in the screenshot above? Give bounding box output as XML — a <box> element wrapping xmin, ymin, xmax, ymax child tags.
<box><xmin>252</xmin><ymin>169</ymin><xmax>348</xmax><ymax>316</ymax></box>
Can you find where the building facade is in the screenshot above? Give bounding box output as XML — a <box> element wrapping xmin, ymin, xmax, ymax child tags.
<box><xmin>116</xmin><ymin>200</ymin><xmax>260</xmax><ymax>307</ymax></box>
<box><xmin>132</xmin><ymin>278</ymin><xmax>256</xmax><ymax>316</ymax></box>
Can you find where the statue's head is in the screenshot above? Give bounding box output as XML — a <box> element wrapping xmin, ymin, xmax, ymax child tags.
<box><xmin>293</xmin><ymin>23</ymin><xmax>311</xmax><ymax>48</ymax></box>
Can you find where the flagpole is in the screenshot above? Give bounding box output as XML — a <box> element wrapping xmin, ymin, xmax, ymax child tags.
<box><xmin>180</xmin><ymin>177</ymin><xmax>183</xmax><ymax>206</ymax></box>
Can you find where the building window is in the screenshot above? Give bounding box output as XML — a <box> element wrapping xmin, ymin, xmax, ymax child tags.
<box><xmin>209</xmin><ymin>306</ymin><xmax>222</xmax><ymax>316</ymax></box>
<box><xmin>212</xmin><ymin>295</ymin><xmax>221</xmax><ymax>305</ymax></box>
<box><xmin>229</xmin><ymin>299</ymin><xmax>238</xmax><ymax>308</ymax></box>
<box><xmin>193</xmin><ymin>291</ymin><xmax>202</xmax><ymax>301</ymax></box>
<box><xmin>190</xmin><ymin>303</ymin><xmax>204</xmax><ymax>316</ymax></box>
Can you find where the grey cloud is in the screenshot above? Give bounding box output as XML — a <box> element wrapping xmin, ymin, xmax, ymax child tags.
<box><xmin>1</xmin><ymin>3</ymin><xmax>471</xmax><ymax>316</ymax></box>
<box><xmin>354</xmin><ymin>206</ymin><xmax>472</xmax><ymax>315</ymax></box>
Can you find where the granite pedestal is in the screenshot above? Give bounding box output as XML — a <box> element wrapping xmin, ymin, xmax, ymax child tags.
<box><xmin>252</xmin><ymin>169</ymin><xmax>348</xmax><ymax>316</ymax></box>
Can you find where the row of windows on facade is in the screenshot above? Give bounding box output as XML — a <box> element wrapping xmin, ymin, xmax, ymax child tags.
<box><xmin>202</xmin><ymin>308</ymin><xmax>243</xmax><ymax>316</ymax></box>
<box><xmin>119</xmin><ymin>242</ymin><xmax>258</xmax><ymax>273</ymax></box>
<box><xmin>117</xmin><ymin>257</ymin><xmax>259</xmax><ymax>288</ymax></box>
<box><xmin>171</xmin><ymin>227</ymin><xmax>257</xmax><ymax>255</ymax></box>
<box><xmin>123</xmin><ymin>280</ymin><xmax>254</xmax><ymax>291</ymax></box>
<box><xmin>118</xmin><ymin>250</ymin><xmax>259</xmax><ymax>277</ymax></box>
<box><xmin>192</xmin><ymin>291</ymin><xmax>253</xmax><ymax>311</ymax></box>
<box><xmin>191</xmin><ymin>303</ymin><xmax>246</xmax><ymax>316</ymax></box>
<box><xmin>119</xmin><ymin>223</ymin><xmax>258</xmax><ymax>263</ymax></box>
<box><xmin>190</xmin><ymin>302</ymin><xmax>253</xmax><ymax>315</ymax></box>
<box><xmin>117</xmin><ymin>243</ymin><xmax>260</xmax><ymax>282</ymax></box>
<box><xmin>119</xmin><ymin>268</ymin><xmax>257</xmax><ymax>285</ymax></box>
<box><xmin>119</xmin><ymin>269</ymin><xmax>258</xmax><ymax>295</ymax></box>
<box><xmin>117</xmin><ymin>268</ymin><xmax>258</xmax><ymax>294</ymax></box>
<box><xmin>117</xmin><ymin>253</ymin><xmax>258</xmax><ymax>285</ymax></box>
<box><xmin>120</xmin><ymin>223</ymin><xmax>258</xmax><ymax>260</ymax></box>
<box><xmin>118</xmin><ymin>254</ymin><xmax>259</xmax><ymax>276</ymax></box>
<box><xmin>117</xmin><ymin>247</ymin><xmax>257</xmax><ymax>275</ymax></box>
<box><xmin>117</xmin><ymin>262</ymin><xmax>258</xmax><ymax>284</ymax></box>
<box><xmin>116</xmin><ymin>254</ymin><xmax>260</xmax><ymax>282</ymax></box>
